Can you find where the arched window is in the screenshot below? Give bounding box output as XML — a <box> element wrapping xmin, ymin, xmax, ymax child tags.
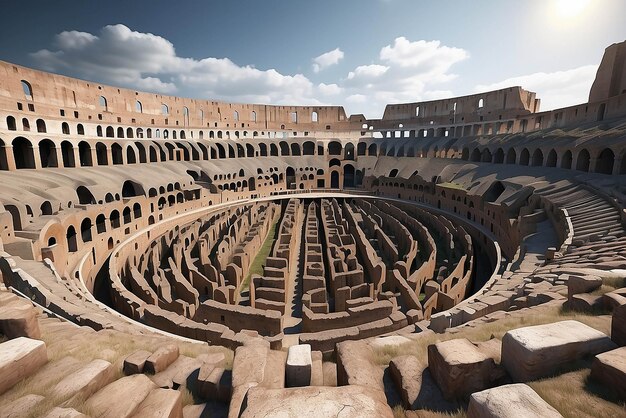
<box><xmin>6</xmin><ymin>116</ymin><xmax>16</xmax><ymax>131</ymax></box>
<box><xmin>251</xmin><ymin>111</ymin><xmax>257</xmax><ymax>122</ymax></box>
<box><xmin>183</xmin><ymin>107</ymin><xmax>189</xmax><ymax>125</ymax></box>
<box><xmin>415</xmin><ymin>106</ymin><xmax>420</xmax><ymax>117</ymax></box>
<box><xmin>233</xmin><ymin>110</ymin><xmax>239</xmax><ymax>121</ymax></box>
<box><xmin>161</xmin><ymin>104</ymin><xmax>169</xmax><ymax>115</ymax></box>
<box><xmin>478</xmin><ymin>98</ymin><xmax>484</xmax><ymax>108</ymax></box>
<box><xmin>135</xmin><ymin>101</ymin><xmax>142</xmax><ymax>113</ymax></box>
<box><xmin>21</xmin><ymin>80</ymin><xmax>33</xmax><ymax>100</ymax></box>
<box><xmin>99</xmin><ymin>96</ymin><xmax>107</xmax><ymax>111</ymax></box>
<box><xmin>311</xmin><ymin>111</ymin><xmax>318</xmax><ymax>123</ymax></box>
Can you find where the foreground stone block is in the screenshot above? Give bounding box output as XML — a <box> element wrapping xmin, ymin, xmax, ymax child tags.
<box><xmin>612</xmin><ymin>303</ymin><xmax>626</xmax><ymax>346</ymax></box>
<box><xmin>0</xmin><ymin>303</ymin><xmax>41</xmax><ymax>339</ymax></box>
<box><xmin>133</xmin><ymin>388</ymin><xmax>183</xmax><ymax>418</ymax></box>
<box><xmin>51</xmin><ymin>359</ymin><xmax>115</xmax><ymax>401</ymax></box>
<box><xmin>42</xmin><ymin>407</ymin><xmax>89</xmax><ymax>418</ymax></box>
<box><xmin>285</xmin><ymin>344</ymin><xmax>312</xmax><ymax>387</ymax></box>
<box><xmin>0</xmin><ymin>394</ymin><xmax>45</xmax><ymax>418</ymax></box>
<box><xmin>0</xmin><ymin>337</ymin><xmax>48</xmax><ymax>395</ymax></box>
<box><xmin>144</xmin><ymin>344</ymin><xmax>179</xmax><ymax>374</ymax></box>
<box><xmin>427</xmin><ymin>338</ymin><xmax>502</xmax><ymax>399</ymax></box>
<box><xmin>85</xmin><ymin>374</ymin><xmax>156</xmax><ymax>418</ymax></box>
<box><xmin>336</xmin><ymin>340</ymin><xmax>383</xmax><ymax>390</ymax></box>
<box><xmin>123</xmin><ymin>349</ymin><xmax>152</xmax><ymax>375</ymax></box>
<box><xmin>196</xmin><ymin>364</ymin><xmax>230</xmax><ymax>402</ymax></box>
<box><xmin>502</xmin><ymin>320</ymin><xmax>616</xmax><ymax>381</ymax></box>
<box><xmin>239</xmin><ymin>385</ymin><xmax>394</xmax><ymax>418</ymax></box>
<box><xmin>590</xmin><ymin>346</ymin><xmax>626</xmax><ymax>400</ymax></box>
<box><xmin>468</xmin><ymin>384</ymin><xmax>562</xmax><ymax>418</ymax></box>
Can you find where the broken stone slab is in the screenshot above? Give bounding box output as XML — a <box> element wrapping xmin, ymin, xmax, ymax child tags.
<box><xmin>285</xmin><ymin>344</ymin><xmax>312</xmax><ymax>388</ymax></box>
<box><xmin>196</xmin><ymin>364</ymin><xmax>231</xmax><ymax>402</ymax></box>
<box><xmin>84</xmin><ymin>374</ymin><xmax>157</xmax><ymax>418</ymax></box>
<box><xmin>567</xmin><ymin>275</ymin><xmax>602</xmax><ymax>298</ymax></box>
<box><xmin>427</xmin><ymin>338</ymin><xmax>504</xmax><ymax>400</ymax></box>
<box><xmin>0</xmin><ymin>337</ymin><xmax>48</xmax><ymax>395</ymax></box>
<box><xmin>231</xmin><ymin>343</ymin><xmax>269</xmax><ymax>388</ymax></box>
<box><xmin>502</xmin><ymin>320</ymin><xmax>617</xmax><ymax>381</ymax></box>
<box><xmin>239</xmin><ymin>385</ymin><xmax>394</xmax><ymax>418</ymax></box>
<box><xmin>132</xmin><ymin>388</ymin><xmax>183</xmax><ymax>418</ymax></box>
<box><xmin>123</xmin><ymin>350</ymin><xmax>152</xmax><ymax>375</ymax></box>
<box><xmin>336</xmin><ymin>340</ymin><xmax>383</xmax><ymax>391</ymax></box>
<box><xmin>612</xmin><ymin>303</ymin><xmax>626</xmax><ymax>346</ymax></box>
<box><xmin>0</xmin><ymin>303</ymin><xmax>41</xmax><ymax>339</ymax></box>
<box><xmin>590</xmin><ymin>346</ymin><xmax>626</xmax><ymax>400</ymax></box>
<box><xmin>144</xmin><ymin>344</ymin><xmax>179</xmax><ymax>374</ymax></box>
<box><xmin>0</xmin><ymin>394</ymin><xmax>45</xmax><ymax>418</ymax></box>
<box><xmin>467</xmin><ymin>383</ymin><xmax>563</xmax><ymax>418</ymax></box>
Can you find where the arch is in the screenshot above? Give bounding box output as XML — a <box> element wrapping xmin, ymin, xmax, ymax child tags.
<box><xmin>344</xmin><ymin>143</ymin><xmax>355</xmax><ymax>160</ymax></box>
<box><xmin>531</xmin><ymin>149</ymin><xmax>544</xmax><ymax>167</ymax></box>
<box><xmin>126</xmin><ymin>127</ymin><xmax>134</xmax><ymax>139</ymax></box>
<box><xmin>13</xmin><ymin>137</ymin><xmax>35</xmax><ymax>169</ymax></box>
<box><xmin>38</xmin><ymin>139</ymin><xmax>58</xmax><ymax>168</ymax></box>
<box><xmin>117</xmin><ymin>127</ymin><xmax>124</xmax><ymax>138</ymax></box>
<box><xmin>122</xmin><ymin>180</ymin><xmax>144</xmax><ymax>198</ymax></box>
<box><xmin>36</xmin><ymin>119</ymin><xmax>46</xmax><ymax>133</ymax></box>
<box><xmin>286</xmin><ymin>167</ymin><xmax>296</xmax><ymax>189</ymax></box>
<box><xmin>357</xmin><ymin>142</ymin><xmax>366</xmax><ymax>156</ymax></box>
<box><xmin>330</xmin><ymin>171</ymin><xmax>340</xmax><ymax>188</ymax></box>
<box><xmin>389</xmin><ymin>169</ymin><xmax>398</xmax><ymax>178</ymax></box>
<box><xmin>561</xmin><ymin>150</ymin><xmax>572</xmax><ymax>169</ymax></box>
<box><xmin>66</xmin><ymin>226</ymin><xmax>78</xmax><ymax>252</ymax></box>
<box><xmin>110</xmin><ymin>210</ymin><xmax>120</xmax><ymax>228</ymax></box>
<box><xmin>126</xmin><ymin>146</ymin><xmax>137</xmax><ymax>164</ymax></box>
<box><xmin>99</xmin><ymin>96</ymin><xmax>107</xmax><ymax>111</ymax></box>
<box><xmin>259</xmin><ymin>143</ymin><xmax>268</xmax><ymax>156</ymax></box>
<box><xmin>481</xmin><ymin>148</ymin><xmax>492</xmax><ymax>163</ymax></box>
<box><xmin>80</xmin><ymin>218</ymin><xmax>92</xmax><ymax>243</ymax></box>
<box><xmin>96</xmin><ymin>142</ymin><xmax>108</xmax><ymax>165</ymax></box>
<box><xmin>135</xmin><ymin>142</ymin><xmax>147</xmax><ymax>163</ymax></box>
<box><xmin>478</xmin><ymin>98</ymin><xmax>484</xmax><ymax>108</ymax></box>
<box><xmin>61</xmin><ymin>140</ymin><xmax>75</xmax><ymax>167</ymax></box>
<box><xmin>106</xmin><ymin>126</ymin><xmax>114</xmax><ymax>138</ymax></box>
<box><xmin>290</xmin><ymin>143</ymin><xmax>301</xmax><ymax>156</ymax></box>
<box><xmin>135</xmin><ymin>100</ymin><xmax>142</xmax><ymax>113</ymax></box>
<box><xmin>62</xmin><ymin>122</ymin><xmax>70</xmax><ymax>135</ymax></box>
<box><xmin>328</xmin><ymin>141</ymin><xmax>342</xmax><ymax>156</ymax></box>
<box><xmin>77</xmin><ymin>124</ymin><xmax>84</xmax><ymax>135</ymax></box>
<box><xmin>22</xmin><ymin>118</ymin><xmax>30</xmax><ymax>131</ymax></box>
<box><xmin>279</xmin><ymin>141</ymin><xmax>290</xmax><ymax>156</ymax></box>
<box><xmin>111</xmin><ymin>143</ymin><xmax>123</xmax><ymax>165</ymax></box>
<box><xmin>311</xmin><ymin>111</ymin><xmax>318</xmax><ymax>122</ymax></box>
<box><xmin>470</xmin><ymin>148</ymin><xmax>481</xmax><ymax>162</ymax></box>
<box><xmin>96</xmin><ymin>214</ymin><xmax>106</xmax><ymax>233</ymax></box>
<box><xmin>246</xmin><ymin>143</ymin><xmax>254</xmax><ymax>157</ymax></box>
<box><xmin>123</xmin><ymin>207</ymin><xmax>132</xmax><ymax>224</ymax></box>
<box><xmin>461</xmin><ymin>147</ymin><xmax>470</xmax><ymax>161</ymax></box>
<box><xmin>493</xmin><ymin>148</ymin><xmax>504</xmax><ymax>164</ymax></box>
<box><xmin>576</xmin><ymin>149</ymin><xmax>590</xmax><ymax>172</ymax></box>
<box><xmin>251</xmin><ymin>111</ymin><xmax>257</xmax><ymax>122</ymax></box>
<box><xmin>519</xmin><ymin>148</ymin><xmax>530</xmax><ymax>166</ymax></box>
<box><xmin>270</xmin><ymin>143</ymin><xmax>278</xmax><ymax>156</ymax></box>
<box><xmin>343</xmin><ymin>164</ymin><xmax>355</xmax><ymax>188</ymax></box>
<box><xmin>6</xmin><ymin>116</ymin><xmax>16</xmax><ymax>131</ymax></box>
<box><xmin>506</xmin><ymin>148</ymin><xmax>517</xmax><ymax>164</ymax></box>
<box><xmin>546</xmin><ymin>149</ymin><xmax>557</xmax><ymax>167</ymax></box>
<box><xmin>368</xmin><ymin>143</ymin><xmax>377</xmax><ymax>156</ymax></box>
<box><xmin>76</xmin><ymin>186</ymin><xmax>96</xmax><ymax>204</ymax></box>
<box><xmin>21</xmin><ymin>80</ymin><xmax>33</xmax><ymax>99</ymax></box>
<box><xmin>40</xmin><ymin>201</ymin><xmax>52</xmax><ymax>216</ymax></box>
<box><xmin>595</xmin><ymin>148</ymin><xmax>615</xmax><ymax>174</ymax></box>
<box><xmin>161</xmin><ymin>104</ymin><xmax>169</xmax><ymax>115</ymax></box>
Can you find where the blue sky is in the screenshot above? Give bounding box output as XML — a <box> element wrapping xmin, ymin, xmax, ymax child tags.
<box><xmin>1</xmin><ymin>0</ymin><xmax>625</xmax><ymax>118</ymax></box>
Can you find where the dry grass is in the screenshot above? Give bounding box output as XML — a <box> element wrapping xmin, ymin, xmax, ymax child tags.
<box><xmin>0</xmin><ymin>319</ymin><xmax>234</xmax><ymax>417</ymax></box>
<box><xmin>372</xmin><ymin>304</ymin><xmax>622</xmax><ymax>418</ymax></box>
<box><xmin>240</xmin><ymin>217</ymin><xmax>279</xmax><ymax>293</ymax></box>
<box><xmin>602</xmin><ymin>276</ymin><xmax>626</xmax><ymax>289</ymax></box>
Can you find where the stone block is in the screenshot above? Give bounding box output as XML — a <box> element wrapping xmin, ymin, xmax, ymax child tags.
<box><xmin>133</xmin><ymin>388</ymin><xmax>183</xmax><ymax>418</ymax></box>
<box><xmin>85</xmin><ymin>374</ymin><xmax>156</xmax><ymax>418</ymax></box>
<box><xmin>0</xmin><ymin>337</ymin><xmax>48</xmax><ymax>395</ymax></box>
<box><xmin>612</xmin><ymin>303</ymin><xmax>626</xmax><ymax>346</ymax></box>
<box><xmin>285</xmin><ymin>344</ymin><xmax>312</xmax><ymax>388</ymax></box>
<box><xmin>196</xmin><ymin>364</ymin><xmax>231</xmax><ymax>402</ymax></box>
<box><xmin>51</xmin><ymin>359</ymin><xmax>115</xmax><ymax>401</ymax></box>
<box><xmin>468</xmin><ymin>384</ymin><xmax>562</xmax><ymax>418</ymax></box>
<box><xmin>0</xmin><ymin>303</ymin><xmax>41</xmax><ymax>339</ymax></box>
<box><xmin>590</xmin><ymin>346</ymin><xmax>626</xmax><ymax>400</ymax></box>
<box><xmin>144</xmin><ymin>344</ymin><xmax>179</xmax><ymax>374</ymax></box>
<box><xmin>123</xmin><ymin>350</ymin><xmax>152</xmax><ymax>375</ymax></box>
<box><xmin>502</xmin><ymin>320</ymin><xmax>617</xmax><ymax>381</ymax></box>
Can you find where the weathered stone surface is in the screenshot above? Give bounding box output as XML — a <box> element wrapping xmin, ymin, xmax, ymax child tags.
<box><xmin>144</xmin><ymin>344</ymin><xmax>179</xmax><ymax>374</ymax></box>
<box><xmin>51</xmin><ymin>359</ymin><xmax>115</xmax><ymax>401</ymax></box>
<box><xmin>0</xmin><ymin>337</ymin><xmax>48</xmax><ymax>395</ymax></box>
<box><xmin>84</xmin><ymin>374</ymin><xmax>157</xmax><ymax>418</ymax></box>
<box><xmin>239</xmin><ymin>385</ymin><xmax>394</xmax><ymax>418</ymax></box>
<box><xmin>427</xmin><ymin>338</ymin><xmax>503</xmax><ymax>400</ymax></box>
<box><xmin>468</xmin><ymin>384</ymin><xmax>563</xmax><ymax>418</ymax></box>
<box><xmin>0</xmin><ymin>394</ymin><xmax>45</xmax><ymax>418</ymax></box>
<box><xmin>0</xmin><ymin>303</ymin><xmax>41</xmax><ymax>339</ymax></box>
<box><xmin>285</xmin><ymin>344</ymin><xmax>311</xmax><ymax>388</ymax></box>
<box><xmin>132</xmin><ymin>388</ymin><xmax>183</xmax><ymax>418</ymax></box>
<box><xmin>123</xmin><ymin>350</ymin><xmax>152</xmax><ymax>375</ymax></box>
<box><xmin>567</xmin><ymin>275</ymin><xmax>602</xmax><ymax>297</ymax></box>
<box><xmin>310</xmin><ymin>350</ymin><xmax>324</xmax><ymax>386</ymax></box>
<box><xmin>502</xmin><ymin>320</ymin><xmax>617</xmax><ymax>381</ymax></box>
<box><xmin>612</xmin><ymin>303</ymin><xmax>626</xmax><ymax>346</ymax></box>
<box><xmin>42</xmin><ymin>407</ymin><xmax>89</xmax><ymax>418</ymax></box>
<box><xmin>151</xmin><ymin>355</ymin><xmax>202</xmax><ymax>389</ymax></box>
<box><xmin>590</xmin><ymin>346</ymin><xmax>626</xmax><ymax>400</ymax></box>
<box><xmin>231</xmin><ymin>343</ymin><xmax>269</xmax><ymax>388</ymax></box>
<box><xmin>196</xmin><ymin>364</ymin><xmax>231</xmax><ymax>402</ymax></box>
<box><xmin>336</xmin><ymin>340</ymin><xmax>383</xmax><ymax>390</ymax></box>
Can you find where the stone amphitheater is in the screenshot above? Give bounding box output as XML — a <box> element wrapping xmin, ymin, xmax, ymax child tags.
<box><xmin>0</xmin><ymin>39</ymin><xmax>625</xmax><ymax>418</ymax></box>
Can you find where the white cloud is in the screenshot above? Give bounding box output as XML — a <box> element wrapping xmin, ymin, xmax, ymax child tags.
<box><xmin>30</xmin><ymin>26</ymin><xmax>471</xmax><ymax>117</ymax></box>
<box><xmin>312</xmin><ymin>48</ymin><xmax>344</xmax><ymax>73</ymax></box>
<box><xmin>473</xmin><ymin>65</ymin><xmax>598</xmax><ymax>111</ymax></box>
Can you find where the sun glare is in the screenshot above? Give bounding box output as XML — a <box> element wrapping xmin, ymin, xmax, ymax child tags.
<box><xmin>554</xmin><ymin>0</ymin><xmax>591</xmax><ymax>19</ymax></box>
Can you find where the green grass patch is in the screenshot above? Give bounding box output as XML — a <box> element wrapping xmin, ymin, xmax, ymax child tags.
<box><xmin>241</xmin><ymin>218</ymin><xmax>279</xmax><ymax>292</ymax></box>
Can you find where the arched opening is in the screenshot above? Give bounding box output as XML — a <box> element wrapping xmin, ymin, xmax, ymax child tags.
<box><xmin>330</xmin><ymin>171</ymin><xmax>340</xmax><ymax>188</ymax></box>
<box><xmin>62</xmin><ymin>122</ymin><xmax>70</xmax><ymax>135</ymax></box>
<box><xmin>328</xmin><ymin>141</ymin><xmax>342</xmax><ymax>156</ymax></box>
<box><xmin>595</xmin><ymin>148</ymin><xmax>615</xmax><ymax>174</ymax></box>
<box><xmin>246</xmin><ymin>144</ymin><xmax>254</xmax><ymax>158</ymax></box>
<box><xmin>106</xmin><ymin>126</ymin><xmax>114</xmax><ymax>138</ymax></box>
<box><xmin>343</xmin><ymin>164</ymin><xmax>355</xmax><ymax>188</ymax></box>
<box><xmin>344</xmin><ymin>143</ymin><xmax>355</xmax><ymax>160</ymax></box>
<box><xmin>22</xmin><ymin>118</ymin><xmax>30</xmax><ymax>131</ymax></box>
<box><xmin>13</xmin><ymin>137</ymin><xmax>35</xmax><ymax>169</ymax></box>
<box><xmin>576</xmin><ymin>149</ymin><xmax>590</xmax><ymax>172</ymax></box>
<box><xmin>368</xmin><ymin>143</ymin><xmax>377</xmax><ymax>156</ymax></box>
<box><xmin>481</xmin><ymin>149</ymin><xmax>492</xmax><ymax>163</ymax></box>
<box><xmin>76</xmin><ymin>186</ymin><xmax>96</xmax><ymax>204</ymax></box>
<box><xmin>493</xmin><ymin>148</ymin><xmax>504</xmax><ymax>164</ymax></box>
<box><xmin>6</xmin><ymin>116</ymin><xmax>16</xmax><ymax>131</ymax></box>
<box><xmin>36</xmin><ymin>119</ymin><xmax>46</xmax><ymax>133</ymax></box>
<box><xmin>81</xmin><ymin>218</ymin><xmax>92</xmax><ymax>243</ymax></box>
<box><xmin>561</xmin><ymin>150</ymin><xmax>572</xmax><ymax>169</ymax></box>
<box><xmin>61</xmin><ymin>141</ymin><xmax>75</xmax><ymax>167</ymax></box>
<box><xmin>506</xmin><ymin>148</ymin><xmax>517</xmax><ymax>164</ymax></box>
<box><xmin>311</xmin><ymin>111</ymin><xmax>318</xmax><ymax>122</ymax></box>
<box><xmin>111</xmin><ymin>143</ymin><xmax>123</xmax><ymax>165</ymax></box>
<box><xmin>531</xmin><ymin>149</ymin><xmax>544</xmax><ymax>167</ymax></box>
<box><xmin>290</xmin><ymin>143</ymin><xmax>301</xmax><ymax>156</ymax></box>
<box><xmin>96</xmin><ymin>142</ymin><xmax>108</xmax><ymax>165</ymax></box>
<box><xmin>40</xmin><ymin>201</ymin><xmax>53</xmax><ymax>215</ymax></box>
<box><xmin>470</xmin><ymin>148</ymin><xmax>481</xmax><ymax>162</ymax></box>
<box><xmin>135</xmin><ymin>142</ymin><xmax>147</xmax><ymax>163</ymax></box>
<box><xmin>519</xmin><ymin>148</ymin><xmax>530</xmax><ymax>166</ymax></box>
<box><xmin>96</xmin><ymin>214</ymin><xmax>106</xmax><ymax>234</ymax></box>
<box><xmin>280</xmin><ymin>141</ymin><xmax>290</xmax><ymax>156</ymax></box>
<box><xmin>99</xmin><ymin>96</ymin><xmax>107</xmax><ymax>111</ymax></box>
<box><xmin>122</xmin><ymin>180</ymin><xmax>144</xmax><ymax>198</ymax></box>
<box><xmin>270</xmin><ymin>144</ymin><xmax>278</xmax><ymax>156</ymax></box>
<box><xmin>259</xmin><ymin>143</ymin><xmax>268</xmax><ymax>156</ymax></box>
<box><xmin>66</xmin><ymin>226</ymin><xmax>78</xmax><ymax>252</ymax></box>
<box><xmin>78</xmin><ymin>141</ymin><xmax>92</xmax><ymax>167</ymax></box>
<box><xmin>286</xmin><ymin>167</ymin><xmax>296</xmax><ymax>189</ymax></box>
<box><xmin>484</xmin><ymin>181</ymin><xmax>505</xmax><ymax>202</ymax></box>
<box><xmin>21</xmin><ymin>80</ymin><xmax>33</xmax><ymax>99</ymax></box>
<box><xmin>126</xmin><ymin>147</ymin><xmax>137</xmax><ymax>164</ymax></box>
<box><xmin>461</xmin><ymin>147</ymin><xmax>470</xmax><ymax>161</ymax></box>
<box><xmin>357</xmin><ymin>142</ymin><xmax>366</xmax><ymax>156</ymax></box>
<box><xmin>110</xmin><ymin>210</ymin><xmax>120</xmax><ymax>229</ymax></box>
<box><xmin>123</xmin><ymin>207</ymin><xmax>132</xmax><ymax>224</ymax></box>
<box><xmin>303</xmin><ymin>141</ymin><xmax>315</xmax><ymax>155</ymax></box>
<box><xmin>38</xmin><ymin>139</ymin><xmax>58</xmax><ymax>168</ymax></box>
<box><xmin>77</xmin><ymin>124</ymin><xmax>84</xmax><ymax>135</ymax></box>
<box><xmin>546</xmin><ymin>149</ymin><xmax>557</xmax><ymax>167</ymax></box>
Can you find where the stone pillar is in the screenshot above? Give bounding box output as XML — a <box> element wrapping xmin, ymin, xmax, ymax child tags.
<box><xmin>4</xmin><ymin>145</ymin><xmax>16</xmax><ymax>171</ymax></box>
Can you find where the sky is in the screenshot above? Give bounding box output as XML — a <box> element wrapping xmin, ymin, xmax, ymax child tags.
<box><xmin>0</xmin><ymin>0</ymin><xmax>625</xmax><ymax>118</ymax></box>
